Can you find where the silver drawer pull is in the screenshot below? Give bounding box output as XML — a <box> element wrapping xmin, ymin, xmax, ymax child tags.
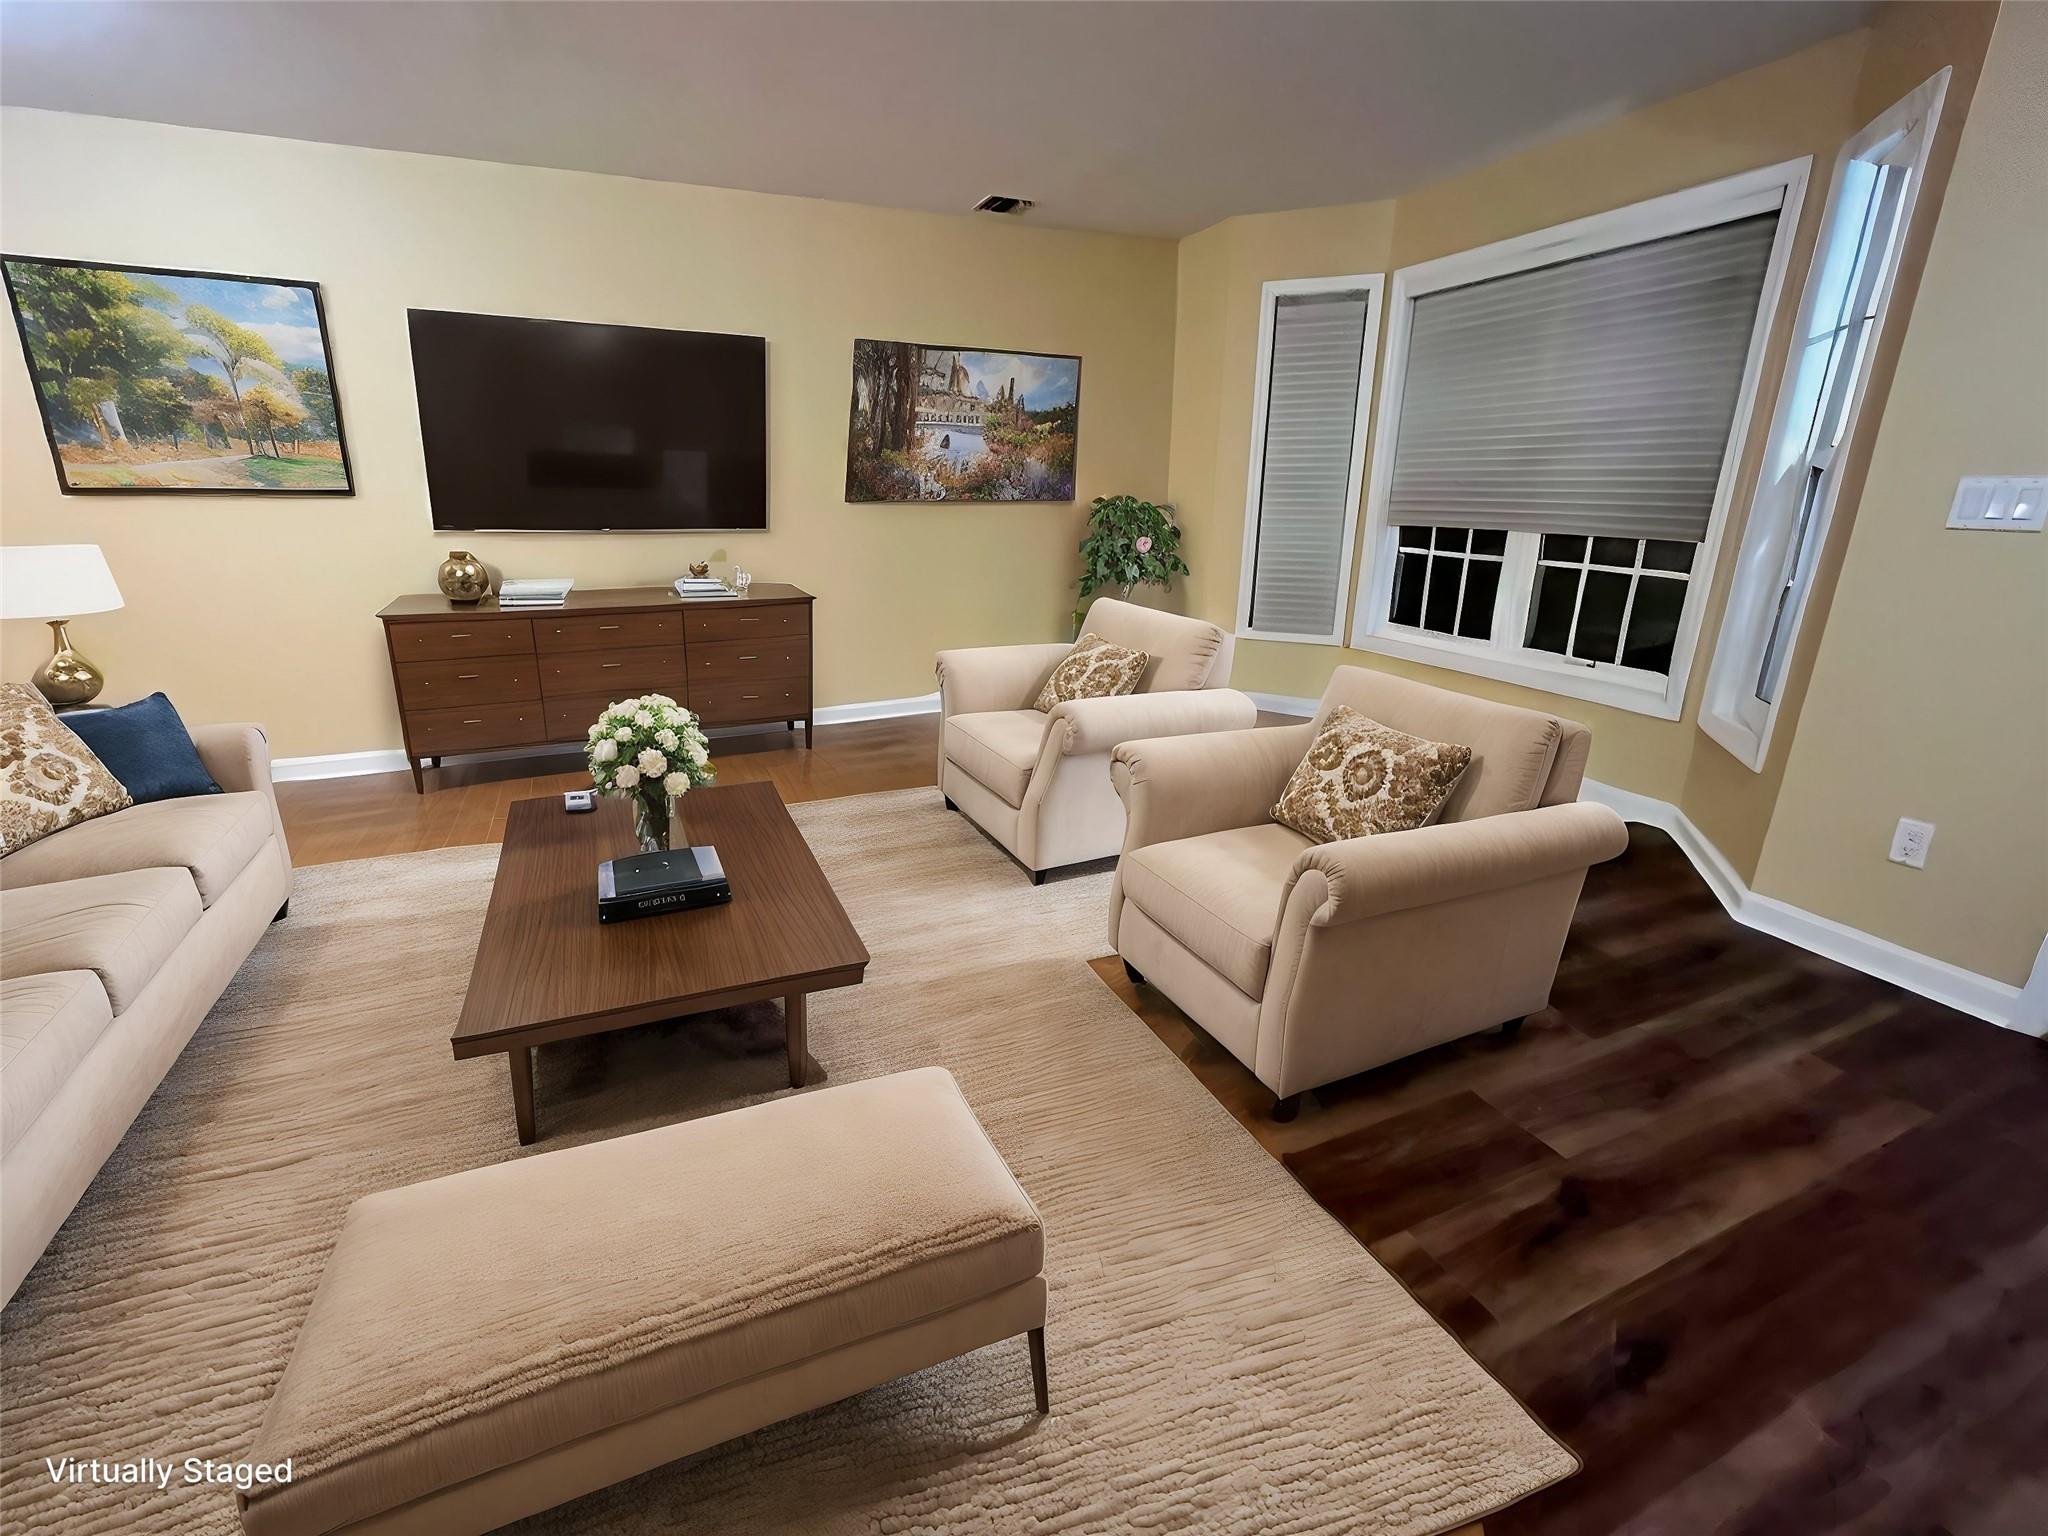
<box><xmin>741</xmin><ymin>694</ymin><xmax>759</xmax><ymax>701</ymax></box>
<box><xmin>462</xmin><ymin>719</ymin><xmax>483</xmax><ymax>725</ymax></box>
<box><xmin>598</xmin><ymin>623</ymin><xmax>621</xmax><ymax>630</ymax></box>
<box><xmin>457</xmin><ymin>673</ymin><xmax>480</xmax><ymax>680</ymax></box>
<box><xmin>446</xmin><ymin>632</ymin><xmax>470</xmax><ymax>639</ymax></box>
<box><xmin>602</xmin><ymin>662</ymin><xmax>622</xmax><ymax>669</ymax></box>
<box><xmin>739</xmin><ymin>654</ymin><xmax>758</xmax><ymax>661</ymax></box>
<box><xmin>740</xmin><ymin>616</ymin><xmax>761</xmax><ymax>623</ymax></box>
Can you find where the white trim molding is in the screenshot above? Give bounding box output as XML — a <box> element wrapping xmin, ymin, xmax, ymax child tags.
<box><xmin>1699</xmin><ymin>72</ymin><xmax>1950</xmax><ymax>772</ymax></box>
<box><xmin>1349</xmin><ymin>158</ymin><xmax>1812</xmax><ymax>719</ymax></box>
<box><xmin>1578</xmin><ymin>779</ymin><xmax>2031</xmax><ymax>1036</ymax></box>
<box><xmin>273</xmin><ymin>692</ymin><xmax>943</xmax><ymax>783</ymax></box>
<box><xmin>1234</xmin><ymin>273</ymin><xmax>1385</xmax><ymax>647</ymax></box>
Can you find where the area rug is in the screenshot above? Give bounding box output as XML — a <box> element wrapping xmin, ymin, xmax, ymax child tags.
<box><xmin>0</xmin><ymin>787</ymin><xmax>1575</xmax><ymax>1534</ymax></box>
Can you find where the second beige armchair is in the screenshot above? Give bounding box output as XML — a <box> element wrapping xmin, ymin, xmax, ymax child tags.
<box><xmin>936</xmin><ymin>598</ymin><xmax>1256</xmax><ymax>881</ymax></box>
<box><xmin>1108</xmin><ymin>666</ymin><xmax>1629</xmax><ymax>1116</ymax></box>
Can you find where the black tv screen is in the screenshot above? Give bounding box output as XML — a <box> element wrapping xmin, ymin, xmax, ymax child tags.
<box><xmin>407</xmin><ymin>309</ymin><xmax>766</xmax><ymax>531</ymax></box>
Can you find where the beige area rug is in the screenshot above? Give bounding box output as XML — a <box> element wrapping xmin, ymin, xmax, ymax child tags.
<box><xmin>1</xmin><ymin>787</ymin><xmax>1574</xmax><ymax>1534</ymax></box>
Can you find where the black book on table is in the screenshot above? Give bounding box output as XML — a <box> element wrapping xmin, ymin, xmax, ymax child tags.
<box><xmin>596</xmin><ymin>846</ymin><xmax>731</xmax><ymax>922</ymax></box>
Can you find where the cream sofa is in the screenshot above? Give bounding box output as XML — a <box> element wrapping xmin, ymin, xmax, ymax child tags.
<box><xmin>1108</xmin><ymin>667</ymin><xmax>1629</xmax><ymax>1117</ymax></box>
<box><xmin>1</xmin><ymin>724</ymin><xmax>293</xmax><ymax>1303</ymax></box>
<box><xmin>936</xmin><ymin>598</ymin><xmax>1256</xmax><ymax>881</ymax></box>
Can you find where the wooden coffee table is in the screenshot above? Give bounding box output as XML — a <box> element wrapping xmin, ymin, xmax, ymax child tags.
<box><xmin>452</xmin><ymin>783</ymin><xmax>869</xmax><ymax>1143</ymax></box>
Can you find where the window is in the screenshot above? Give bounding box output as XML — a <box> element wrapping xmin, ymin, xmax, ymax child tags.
<box><xmin>1701</xmin><ymin>73</ymin><xmax>1948</xmax><ymax>770</ymax></box>
<box><xmin>1351</xmin><ymin>162</ymin><xmax>1809</xmax><ymax>718</ymax></box>
<box><xmin>1236</xmin><ymin>275</ymin><xmax>1383</xmax><ymax>644</ymax></box>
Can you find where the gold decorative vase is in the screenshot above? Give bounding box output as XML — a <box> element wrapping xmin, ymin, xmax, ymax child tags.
<box><xmin>437</xmin><ymin>550</ymin><xmax>490</xmax><ymax>605</ymax></box>
<box><xmin>33</xmin><ymin>620</ymin><xmax>105</xmax><ymax>707</ymax></box>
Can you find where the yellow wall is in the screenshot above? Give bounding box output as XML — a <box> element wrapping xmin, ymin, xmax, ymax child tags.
<box><xmin>0</xmin><ymin>108</ymin><xmax>1177</xmax><ymax>757</ymax></box>
<box><xmin>1161</xmin><ymin>7</ymin><xmax>2002</xmax><ymax>902</ymax></box>
<box><xmin>1752</xmin><ymin>0</ymin><xmax>2048</xmax><ymax>986</ymax></box>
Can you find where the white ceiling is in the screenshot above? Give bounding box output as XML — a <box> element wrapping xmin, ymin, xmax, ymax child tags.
<box><xmin>0</xmin><ymin>0</ymin><xmax>1873</xmax><ymax>239</ymax></box>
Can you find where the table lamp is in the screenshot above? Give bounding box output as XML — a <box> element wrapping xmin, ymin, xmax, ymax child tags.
<box><xmin>0</xmin><ymin>544</ymin><xmax>125</xmax><ymax>706</ymax></box>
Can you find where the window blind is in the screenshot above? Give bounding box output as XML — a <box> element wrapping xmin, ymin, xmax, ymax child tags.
<box><xmin>1387</xmin><ymin>211</ymin><xmax>1779</xmax><ymax>544</ymax></box>
<box><xmin>1247</xmin><ymin>290</ymin><xmax>1371</xmax><ymax>635</ymax></box>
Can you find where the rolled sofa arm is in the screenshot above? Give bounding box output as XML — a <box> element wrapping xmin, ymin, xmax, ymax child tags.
<box><xmin>935</xmin><ymin>643</ymin><xmax>1074</xmax><ymax>718</ymax></box>
<box><xmin>1110</xmin><ymin>722</ymin><xmax>1314</xmax><ymax>852</ymax></box>
<box><xmin>191</xmin><ymin>723</ymin><xmax>276</xmax><ymax>801</ymax></box>
<box><xmin>1048</xmin><ymin>688</ymin><xmax>1256</xmax><ymax>758</ymax></box>
<box><xmin>1288</xmin><ymin>801</ymin><xmax>1629</xmax><ymax>927</ymax></box>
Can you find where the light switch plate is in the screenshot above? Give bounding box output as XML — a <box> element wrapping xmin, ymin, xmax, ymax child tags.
<box><xmin>1946</xmin><ymin>475</ymin><xmax>2047</xmax><ymax>531</ymax></box>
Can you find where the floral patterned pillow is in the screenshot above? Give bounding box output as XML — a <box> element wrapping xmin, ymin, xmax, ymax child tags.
<box><xmin>0</xmin><ymin>683</ymin><xmax>134</xmax><ymax>855</ymax></box>
<box><xmin>1034</xmin><ymin>632</ymin><xmax>1149</xmax><ymax>712</ymax></box>
<box><xmin>1271</xmin><ymin>705</ymin><xmax>1472</xmax><ymax>845</ymax></box>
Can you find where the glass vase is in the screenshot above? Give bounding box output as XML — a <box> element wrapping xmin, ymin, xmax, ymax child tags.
<box><xmin>633</xmin><ymin>792</ymin><xmax>680</xmax><ymax>853</ymax></box>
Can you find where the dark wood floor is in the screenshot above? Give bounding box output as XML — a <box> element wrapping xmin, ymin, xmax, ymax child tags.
<box><xmin>279</xmin><ymin>715</ymin><xmax>2048</xmax><ymax>1534</ymax></box>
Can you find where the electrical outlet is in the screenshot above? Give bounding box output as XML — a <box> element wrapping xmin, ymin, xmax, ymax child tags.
<box><xmin>1889</xmin><ymin>817</ymin><xmax>1935</xmax><ymax>869</ymax></box>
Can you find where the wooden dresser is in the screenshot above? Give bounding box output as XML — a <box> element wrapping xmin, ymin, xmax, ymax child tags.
<box><xmin>377</xmin><ymin>584</ymin><xmax>814</xmax><ymax>792</ymax></box>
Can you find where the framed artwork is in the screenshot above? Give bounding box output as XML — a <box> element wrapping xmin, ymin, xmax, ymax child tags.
<box><xmin>845</xmin><ymin>339</ymin><xmax>1079</xmax><ymax>502</ymax></box>
<box><xmin>2</xmin><ymin>255</ymin><xmax>354</xmax><ymax>494</ymax></box>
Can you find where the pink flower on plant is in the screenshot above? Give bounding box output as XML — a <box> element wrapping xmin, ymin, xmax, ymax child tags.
<box><xmin>1134</xmin><ymin>536</ymin><xmax>1153</xmax><ymax>554</ymax></box>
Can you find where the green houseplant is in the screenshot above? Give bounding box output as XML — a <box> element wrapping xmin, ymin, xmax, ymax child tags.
<box><xmin>1076</xmin><ymin>494</ymin><xmax>1190</xmax><ymax>621</ymax></box>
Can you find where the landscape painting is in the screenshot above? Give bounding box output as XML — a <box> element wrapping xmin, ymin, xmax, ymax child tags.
<box><xmin>2</xmin><ymin>256</ymin><xmax>353</xmax><ymax>494</ymax></box>
<box><xmin>845</xmin><ymin>339</ymin><xmax>1079</xmax><ymax>502</ymax></box>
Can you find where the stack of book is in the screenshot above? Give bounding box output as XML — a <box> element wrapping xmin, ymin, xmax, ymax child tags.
<box><xmin>674</xmin><ymin>575</ymin><xmax>737</xmax><ymax>600</ymax></box>
<box><xmin>498</xmin><ymin>578</ymin><xmax>575</xmax><ymax>609</ymax></box>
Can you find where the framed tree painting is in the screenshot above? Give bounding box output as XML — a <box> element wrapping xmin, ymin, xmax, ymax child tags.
<box><xmin>2</xmin><ymin>255</ymin><xmax>355</xmax><ymax>494</ymax></box>
<box><xmin>845</xmin><ymin>339</ymin><xmax>1080</xmax><ymax>502</ymax></box>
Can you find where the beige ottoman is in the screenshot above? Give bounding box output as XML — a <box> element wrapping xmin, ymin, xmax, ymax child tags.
<box><xmin>239</xmin><ymin>1068</ymin><xmax>1047</xmax><ymax>1536</ymax></box>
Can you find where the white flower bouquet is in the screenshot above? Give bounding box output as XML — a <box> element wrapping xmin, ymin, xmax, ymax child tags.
<box><xmin>585</xmin><ymin>693</ymin><xmax>715</xmax><ymax>851</ymax></box>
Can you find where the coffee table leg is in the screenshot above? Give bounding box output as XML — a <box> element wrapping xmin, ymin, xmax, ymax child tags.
<box><xmin>785</xmin><ymin>993</ymin><xmax>807</xmax><ymax>1088</ymax></box>
<box><xmin>508</xmin><ymin>1046</ymin><xmax>537</xmax><ymax>1144</ymax></box>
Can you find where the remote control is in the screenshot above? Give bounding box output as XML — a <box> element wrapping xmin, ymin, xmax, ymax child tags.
<box><xmin>563</xmin><ymin>790</ymin><xmax>596</xmax><ymax>813</ymax></box>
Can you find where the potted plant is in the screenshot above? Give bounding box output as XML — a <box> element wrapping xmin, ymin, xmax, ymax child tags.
<box><xmin>1076</xmin><ymin>494</ymin><xmax>1190</xmax><ymax>622</ymax></box>
<box><xmin>585</xmin><ymin>694</ymin><xmax>715</xmax><ymax>852</ymax></box>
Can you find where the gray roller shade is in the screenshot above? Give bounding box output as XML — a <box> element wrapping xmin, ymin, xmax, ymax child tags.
<box><xmin>1247</xmin><ymin>290</ymin><xmax>1372</xmax><ymax>635</ymax></box>
<box><xmin>1387</xmin><ymin>211</ymin><xmax>1779</xmax><ymax>543</ymax></box>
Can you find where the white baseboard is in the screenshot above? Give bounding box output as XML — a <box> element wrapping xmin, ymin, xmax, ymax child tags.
<box><xmin>1579</xmin><ymin>779</ymin><xmax>2031</xmax><ymax>1036</ymax></box>
<box><xmin>272</xmin><ymin>691</ymin><xmax>945</xmax><ymax>784</ymax></box>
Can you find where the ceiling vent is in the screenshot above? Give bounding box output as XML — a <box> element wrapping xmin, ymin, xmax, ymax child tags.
<box><xmin>973</xmin><ymin>195</ymin><xmax>1034</xmax><ymax>216</ymax></box>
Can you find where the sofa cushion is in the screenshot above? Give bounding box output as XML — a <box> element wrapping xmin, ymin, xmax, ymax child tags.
<box><xmin>1122</xmin><ymin>822</ymin><xmax>1312</xmax><ymax>998</ymax></box>
<box><xmin>1312</xmin><ymin>667</ymin><xmax>1563</xmax><ymax>822</ymax></box>
<box><xmin>1271</xmin><ymin>706</ymin><xmax>1472</xmax><ymax>846</ymax></box>
<box><xmin>0</xmin><ymin>970</ymin><xmax>115</xmax><ymax>1157</ymax></box>
<box><xmin>0</xmin><ymin>867</ymin><xmax>201</xmax><ymax>1014</ymax></box>
<box><xmin>944</xmin><ymin>709</ymin><xmax>1050</xmax><ymax>808</ymax></box>
<box><xmin>1079</xmin><ymin>597</ymin><xmax>1229</xmax><ymax>692</ymax></box>
<box><xmin>0</xmin><ymin>683</ymin><xmax>133</xmax><ymax>856</ymax></box>
<box><xmin>1033</xmin><ymin>632</ymin><xmax>1148</xmax><ymax>712</ymax></box>
<box><xmin>241</xmin><ymin>1068</ymin><xmax>1042</xmax><ymax>1536</ymax></box>
<box><xmin>0</xmin><ymin>790</ymin><xmax>272</xmax><ymax>908</ymax></box>
<box><xmin>64</xmin><ymin>691</ymin><xmax>223</xmax><ymax>805</ymax></box>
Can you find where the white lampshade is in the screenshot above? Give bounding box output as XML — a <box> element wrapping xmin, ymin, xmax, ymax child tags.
<box><xmin>0</xmin><ymin>544</ymin><xmax>125</xmax><ymax>620</ymax></box>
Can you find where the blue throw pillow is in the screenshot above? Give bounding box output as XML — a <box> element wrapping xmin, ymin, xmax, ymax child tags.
<box><xmin>65</xmin><ymin>693</ymin><xmax>222</xmax><ymax>804</ymax></box>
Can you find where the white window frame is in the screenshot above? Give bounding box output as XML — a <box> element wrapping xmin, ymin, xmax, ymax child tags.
<box><xmin>1234</xmin><ymin>273</ymin><xmax>1384</xmax><ymax>645</ymax></box>
<box><xmin>1700</xmin><ymin>73</ymin><xmax>1949</xmax><ymax>770</ymax></box>
<box><xmin>1348</xmin><ymin>160</ymin><xmax>1811</xmax><ymax>719</ymax></box>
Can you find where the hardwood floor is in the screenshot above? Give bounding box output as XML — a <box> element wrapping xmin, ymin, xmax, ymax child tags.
<box><xmin>277</xmin><ymin>715</ymin><xmax>2048</xmax><ymax>1533</ymax></box>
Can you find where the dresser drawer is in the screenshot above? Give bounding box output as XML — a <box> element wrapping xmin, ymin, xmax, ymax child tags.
<box><xmin>394</xmin><ymin>655</ymin><xmax>540</xmax><ymax>711</ymax></box>
<box><xmin>687</xmin><ymin>637</ymin><xmax>807</xmax><ymax>684</ymax></box>
<box><xmin>692</xmin><ymin>678</ymin><xmax>810</xmax><ymax>725</ymax></box>
<box><xmin>404</xmin><ymin>702</ymin><xmax>543</xmax><ymax>754</ymax></box>
<box><xmin>543</xmin><ymin>693</ymin><xmax>630</xmax><ymax>744</ymax></box>
<box><xmin>684</xmin><ymin>603</ymin><xmax>810</xmax><ymax>644</ymax></box>
<box><xmin>539</xmin><ymin>645</ymin><xmax>688</xmax><ymax>699</ymax></box>
<box><xmin>386</xmin><ymin>618</ymin><xmax>533</xmax><ymax>664</ymax></box>
<box><xmin>534</xmin><ymin>610</ymin><xmax>682</xmax><ymax>655</ymax></box>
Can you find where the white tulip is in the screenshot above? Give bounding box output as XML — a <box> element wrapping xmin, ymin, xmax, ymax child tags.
<box><xmin>613</xmin><ymin>726</ymin><xmax>633</xmax><ymax>742</ymax></box>
<box><xmin>654</xmin><ymin>727</ymin><xmax>679</xmax><ymax>751</ymax></box>
<box><xmin>636</xmin><ymin>747</ymin><xmax>667</xmax><ymax>777</ymax></box>
<box><xmin>591</xmin><ymin>738</ymin><xmax>618</xmax><ymax>764</ymax></box>
<box><xmin>687</xmin><ymin>740</ymin><xmax>709</xmax><ymax>766</ymax></box>
<box><xmin>614</xmin><ymin>764</ymin><xmax>641</xmax><ymax>789</ymax></box>
<box><xmin>662</xmin><ymin>771</ymin><xmax>689</xmax><ymax>797</ymax></box>
<box><xmin>632</xmin><ymin>709</ymin><xmax>655</xmax><ymax>728</ymax></box>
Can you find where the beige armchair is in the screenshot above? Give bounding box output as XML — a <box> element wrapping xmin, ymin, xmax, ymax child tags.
<box><xmin>936</xmin><ymin>598</ymin><xmax>1256</xmax><ymax>881</ymax></box>
<box><xmin>1108</xmin><ymin>666</ymin><xmax>1629</xmax><ymax>1116</ymax></box>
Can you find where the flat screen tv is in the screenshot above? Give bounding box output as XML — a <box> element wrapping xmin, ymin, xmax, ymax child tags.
<box><xmin>408</xmin><ymin>309</ymin><xmax>766</xmax><ymax>531</ymax></box>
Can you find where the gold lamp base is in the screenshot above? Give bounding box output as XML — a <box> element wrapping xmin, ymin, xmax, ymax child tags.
<box><xmin>32</xmin><ymin>619</ymin><xmax>105</xmax><ymax>707</ymax></box>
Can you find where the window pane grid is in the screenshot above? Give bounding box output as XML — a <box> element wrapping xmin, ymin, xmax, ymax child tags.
<box><xmin>1525</xmin><ymin>536</ymin><xmax>1694</xmax><ymax>673</ymax></box>
<box><xmin>1390</xmin><ymin>525</ymin><xmax>1506</xmax><ymax>641</ymax></box>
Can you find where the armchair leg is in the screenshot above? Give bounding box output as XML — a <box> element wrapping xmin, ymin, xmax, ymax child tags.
<box><xmin>1270</xmin><ymin>1093</ymin><xmax>1301</xmax><ymax>1123</ymax></box>
<box><xmin>944</xmin><ymin>796</ymin><xmax>957</xmax><ymax>811</ymax></box>
<box><xmin>1121</xmin><ymin>959</ymin><xmax>1146</xmax><ymax>986</ymax></box>
<box><xmin>1500</xmin><ymin>1016</ymin><xmax>1526</xmax><ymax>1040</ymax></box>
<box><xmin>272</xmin><ymin>900</ymin><xmax>289</xmax><ymax>923</ymax></box>
<box><xmin>1030</xmin><ymin>868</ymin><xmax>1045</xmax><ymax>886</ymax></box>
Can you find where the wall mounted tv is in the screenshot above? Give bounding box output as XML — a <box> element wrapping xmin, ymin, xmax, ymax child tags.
<box><xmin>408</xmin><ymin>309</ymin><xmax>767</xmax><ymax>532</ymax></box>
